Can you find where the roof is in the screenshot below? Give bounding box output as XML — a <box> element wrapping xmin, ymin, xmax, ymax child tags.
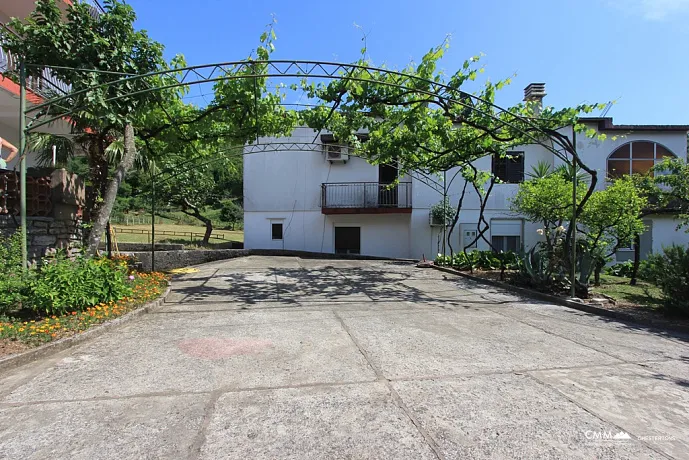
<box><xmin>580</xmin><ymin>117</ymin><xmax>689</xmax><ymax>132</ymax></box>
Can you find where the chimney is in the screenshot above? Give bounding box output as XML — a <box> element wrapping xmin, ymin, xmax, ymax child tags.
<box><xmin>524</xmin><ymin>83</ymin><xmax>546</xmax><ymax>114</ymax></box>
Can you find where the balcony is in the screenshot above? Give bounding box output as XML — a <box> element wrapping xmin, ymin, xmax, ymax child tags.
<box><xmin>321</xmin><ymin>182</ymin><xmax>412</xmax><ymax>215</ymax></box>
<box><xmin>1</xmin><ymin>33</ymin><xmax>71</xmax><ymax>99</ymax></box>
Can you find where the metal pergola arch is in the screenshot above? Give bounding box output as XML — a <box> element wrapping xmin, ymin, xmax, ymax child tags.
<box><xmin>16</xmin><ymin>59</ymin><xmax>581</xmax><ymax>292</ymax></box>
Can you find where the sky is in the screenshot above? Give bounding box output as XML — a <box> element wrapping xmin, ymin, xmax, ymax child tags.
<box><xmin>125</xmin><ymin>0</ymin><xmax>689</xmax><ymax>125</ymax></box>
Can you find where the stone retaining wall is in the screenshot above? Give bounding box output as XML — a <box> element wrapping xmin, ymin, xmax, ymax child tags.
<box><xmin>0</xmin><ymin>215</ymin><xmax>82</xmax><ymax>261</ymax></box>
<box><xmin>127</xmin><ymin>248</ymin><xmax>408</xmax><ymax>271</ymax></box>
<box><xmin>0</xmin><ymin>169</ymin><xmax>84</xmax><ymax>261</ymax></box>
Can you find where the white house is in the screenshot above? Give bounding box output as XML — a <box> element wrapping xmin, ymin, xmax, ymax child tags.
<box><xmin>244</xmin><ymin>84</ymin><xmax>689</xmax><ymax>260</ymax></box>
<box><xmin>0</xmin><ymin>0</ymin><xmax>76</xmax><ymax>171</ymax></box>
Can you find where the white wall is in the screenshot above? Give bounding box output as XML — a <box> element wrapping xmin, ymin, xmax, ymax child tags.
<box><xmin>244</xmin><ymin>127</ymin><xmax>412</xmax><ymax>258</ymax></box>
<box><xmin>244</xmin><ymin>124</ymin><xmax>689</xmax><ymax>260</ymax></box>
<box><xmin>244</xmin><ymin>210</ymin><xmax>411</xmax><ymax>258</ymax></box>
<box><xmin>649</xmin><ymin>216</ymin><xmax>689</xmax><ymax>255</ymax></box>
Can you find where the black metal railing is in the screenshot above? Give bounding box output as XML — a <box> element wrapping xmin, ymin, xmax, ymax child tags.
<box><xmin>0</xmin><ymin>25</ymin><xmax>71</xmax><ymax>97</ymax></box>
<box><xmin>321</xmin><ymin>182</ymin><xmax>412</xmax><ymax>209</ymax></box>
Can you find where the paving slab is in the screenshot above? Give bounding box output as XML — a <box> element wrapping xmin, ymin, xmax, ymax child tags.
<box><xmin>392</xmin><ymin>374</ymin><xmax>665</xmax><ymax>459</ymax></box>
<box><xmin>202</xmin><ymin>255</ymin><xmax>302</xmax><ymax>269</ymax></box>
<box><xmin>276</xmin><ymin>273</ymin><xmax>373</xmax><ymax>302</ymax></box>
<box><xmin>200</xmin><ymin>382</ymin><xmax>437</xmax><ymax>460</ymax></box>
<box><xmin>530</xmin><ymin>363</ymin><xmax>689</xmax><ymax>459</ymax></box>
<box><xmin>0</xmin><ymin>394</ymin><xmax>206</xmax><ymax>460</ymax></box>
<box><xmin>340</xmin><ymin>310</ymin><xmax>620</xmax><ymax>379</ymax></box>
<box><xmin>493</xmin><ymin>303</ymin><xmax>689</xmax><ymax>362</ymax></box>
<box><xmin>2</xmin><ymin>255</ymin><xmax>688</xmax><ymax>460</ymax></box>
<box><xmin>170</xmin><ymin>271</ymin><xmax>279</xmax><ymax>303</ymax></box>
<box><xmin>3</xmin><ymin>316</ymin><xmax>376</xmax><ymax>402</ymax></box>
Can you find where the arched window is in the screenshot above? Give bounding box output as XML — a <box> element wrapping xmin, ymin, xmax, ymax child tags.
<box><xmin>607</xmin><ymin>141</ymin><xmax>676</xmax><ymax>179</ymax></box>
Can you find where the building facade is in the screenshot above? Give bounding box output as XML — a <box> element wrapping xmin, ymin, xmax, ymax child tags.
<box><xmin>0</xmin><ymin>0</ymin><xmax>81</xmax><ymax>170</ymax></box>
<box><xmin>244</xmin><ymin>87</ymin><xmax>689</xmax><ymax>260</ymax></box>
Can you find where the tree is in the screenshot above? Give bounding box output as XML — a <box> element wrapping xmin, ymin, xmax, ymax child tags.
<box><xmin>2</xmin><ymin>0</ymin><xmax>174</xmax><ymax>254</ymax></box>
<box><xmin>512</xmin><ymin>172</ymin><xmax>646</xmax><ymax>289</ymax></box>
<box><xmin>511</xmin><ymin>173</ymin><xmax>585</xmax><ymax>251</ymax></box>
<box><xmin>579</xmin><ymin>177</ymin><xmax>646</xmax><ymax>285</ymax></box>
<box><xmin>153</xmin><ymin>150</ymin><xmax>239</xmax><ymax>244</ymax></box>
<box><xmin>220</xmin><ymin>200</ymin><xmax>243</xmax><ymax>230</ymax></box>
<box><xmin>296</xmin><ymin>39</ymin><xmax>607</xmax><ymax>266</ymax></box>
<box><xmin>136</xmin><ymin>23</ymin><xmax>295</xmax><ymax>244</ymax></box>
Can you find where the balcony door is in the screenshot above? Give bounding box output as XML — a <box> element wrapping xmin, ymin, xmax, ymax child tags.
<box><xmin>378</xmin><ymin>163</ymin><xmax>398</xmax><ymax>207</ymax></box>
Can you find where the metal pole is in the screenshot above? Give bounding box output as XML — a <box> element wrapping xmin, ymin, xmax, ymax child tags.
<box><xmin>570</xmin><ymin>129</ymin><xmax>577</xmax><ymax>298</ymax></box>
<box><xmin>443</xmin><ymin>170</ymin><xmax>447</xmax><ymax>257</ymax></box>
<box><xmin>151</xmin><ymin>169</ymin><xmax>156</xmax><ymax>272</ymax></box>
<box><xmin>19</xmin><ymin>60</ymin><xmax>27</xmax><ymax>269</ymax></box>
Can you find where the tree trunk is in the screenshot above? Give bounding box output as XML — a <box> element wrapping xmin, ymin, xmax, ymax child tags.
<box><xmin>594</xmin><ymin>264</ymin><xmax>602</xmax><ymax>286</ymax></box>
<box><xmin>630</xmin><ymin>234</ymin><xmax>641</xmax><ymax>286</ymax></box>
<box><xmin>182</xmin><ymin>198</ymin><xmax>213</xmax><ymax>245</ymax></box>
<box><xmin>105</xmin><ymin>221</ymin><xmax>112</xmax><ymax>258</ymax></box>
<box><xmin>86</xmin><ymin>124</ymin><xmax>137</xmax><ymax>255</ymax></box>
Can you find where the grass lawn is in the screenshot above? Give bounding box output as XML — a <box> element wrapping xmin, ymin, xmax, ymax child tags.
<box><xmin>111</xmin><ymin>224</ymin><xmax>244</xmax><ymax>245</ymax></box>
<box><xmin>592</xmin><ymin>274</ymin><xmax>664</xmax><ymax>310</ymax></box>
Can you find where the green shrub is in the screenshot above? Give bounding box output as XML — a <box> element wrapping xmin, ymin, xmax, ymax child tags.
<box><xmin>436</xmin><ymin>250</ymin><xmax>519</xmax><ymax>271</ymax></box>
<box><xmin>606</xmin><ymin>261</ymin><xmax>635</xmax><ymax>278</ymax></box>
<box><xmin>0</xmin><ymin>232</ymin><xmax>29</xmax><ymax>314</ymax></box>
<box><xmin>641</xmin><ymin>245</ymin><xmax>689</xmax><ymax>317</ymax></box>
<box><xmin>28</xmin><ymin>255</ymin><xmax>133</xmax><ymax>315</ymax></box>
<box><xmin>606</xmin><ymin>260</ymin><xmax>655</xmax><ymax>282</ymax></box>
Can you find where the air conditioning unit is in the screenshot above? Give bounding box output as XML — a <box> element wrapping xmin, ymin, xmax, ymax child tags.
<box><xmin>325</xmin><ymin>144</ymin><xmax>349</xmax><ymax>163</ymax></box>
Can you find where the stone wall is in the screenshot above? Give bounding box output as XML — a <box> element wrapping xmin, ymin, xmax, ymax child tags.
<box><xmin>126</xmin><ymin>248</ymin><xmax>410</xmax><ymax>272</ymax></box>
<box><xmin>0</xmin><ymin>215</ymin><xmax>83</xmax><ymax>261</ymax></box>
<box><xmin>0</xmin><ymin>169</ymin><xmax>84</xmax><ymax>261</ymax></box>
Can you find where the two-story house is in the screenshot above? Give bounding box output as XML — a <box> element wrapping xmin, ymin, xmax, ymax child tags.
<box><xmin>243</xmin><ymin>84</ymin><xmax>689</xmax><ymax>260</ymax></box>
<box><xmin>0</xmin><ymin>0</ymin><xmax>85</xmax><ymax>170</ymax></box>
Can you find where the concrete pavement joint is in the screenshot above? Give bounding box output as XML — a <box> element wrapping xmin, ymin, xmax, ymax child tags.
<box><xmin>484</xmin><ymin>303</ymin><xmax>633</xmax><ymax>365</ymax></box>
<box><xmin>2</xmin><ymin>358</ymin><xmax>680</xmax><ymax>408</ymax></box>
<box><xmin>524</xmin><ymin>372</ymin><xmax>676</xmax><ymax>460</ymax></box>
<box><xmin>0</xmin><ymin>389</ymin><xmax>214</xmax><ymax>408</ymax></box>
<box><xmin>333</xmin><ymin>311</ymin><xmax>444</xmax><ymax>460</ymax></box>
<box><xmin>187</xmin><ymin>389</ymin><xmax>223</xmax><ymax>460</ymax></box>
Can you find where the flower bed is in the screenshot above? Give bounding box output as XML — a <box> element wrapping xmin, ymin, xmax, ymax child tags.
<box><xmin>0</xmin><ymin>269</ymin><xmax>167</xmax><ymax>352</ymax></box>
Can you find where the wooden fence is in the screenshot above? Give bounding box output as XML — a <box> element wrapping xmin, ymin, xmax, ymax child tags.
<box><xmin>112</xmin><ymin>227</ymin><xmax>238</xmax><ymax>244</ymax></box>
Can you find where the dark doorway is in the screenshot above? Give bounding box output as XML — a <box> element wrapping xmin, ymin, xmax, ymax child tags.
<box><xmin>335</xmin><ymin>227</ymin><xmax>361</xmax><ymax>254</ymax></box>
<box><xmin>379</xmin><ymin>163</ymin><xmax>398</xmax><ymax>207</ymax></box>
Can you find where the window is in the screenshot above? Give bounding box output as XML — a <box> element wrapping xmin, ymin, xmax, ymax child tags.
<box><xmin>271</xmin><ymin>223</ymin><xmax>283</xmax><ymax>240</ymax></box>
<box><xmin>492</xmin><ymin>235</ymin><xmax>521</xmax><ymax>252</ymax></box>
<box><xmin>491</xmin><ymin>219</ymin><xmax>522</xmax><ymax>253</ymax></box>
<box><xmin>607</xmin><ymin>141</ymin><xmax>676</xmax><ymax>179</ymax></box>
<box><xmin>492</xmin><ymin>151</ymin><xmax>524</xmax><ymax>183</ymax></box>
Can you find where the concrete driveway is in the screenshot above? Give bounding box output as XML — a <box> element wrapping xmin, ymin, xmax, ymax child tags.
<box><xmin>1</xmin><ymin>255</ymin><xmax>688</xmax><ymax>459</ymax></box>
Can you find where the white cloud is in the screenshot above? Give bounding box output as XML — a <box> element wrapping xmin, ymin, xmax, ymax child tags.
<box><xmin>609</xmin><ymin>0</ymin><xmax>689</xmax><ymax>20</ymax></box>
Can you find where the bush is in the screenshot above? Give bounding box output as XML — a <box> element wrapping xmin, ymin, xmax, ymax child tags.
<box><xmin>641</xmin><ymin>245</ymin><xmax>689</xmax><ymax>317</ymax></box>
<box><xmin>28</xmin><ymin>254</ymin><xmax>133</xmax><ymax>316</ymax></box>
<box><xmin>606</xmin><ymin>261</ymin><xmax>635</xmax><ymax>278</ymax></box>
<box><xmin>606</xmin><ymin>260</ymin><xmax>654</xmax><ymax>282</ymax></box>
<box><xmin>0</xmin><ymin>232</ymin><xmax>29</xmax><ymax>314</ymax></box>
<box><xmin>435</xmin><ymin>250</ymin><xmax>519</xmax><ymax>271</ymax></box>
